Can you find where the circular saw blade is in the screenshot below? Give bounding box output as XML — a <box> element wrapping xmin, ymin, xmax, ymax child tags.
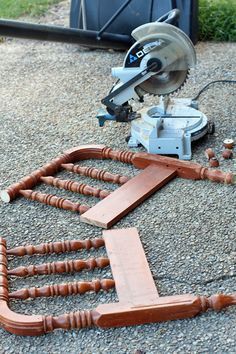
<box><xmin>138</xmin><ymin>69</ymin><xmax>189</xmax><ymax>96</ymax></box>
<box><xmin>124</xmin><ymin>22</ymin><xmax>196</xmax><ymax>96</ymax></box>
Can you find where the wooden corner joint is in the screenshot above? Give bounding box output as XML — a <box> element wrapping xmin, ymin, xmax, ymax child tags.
<box><xmin>0</xmin><ymin>236</ymin><xmax>101</xmax><ymax>335</ymax></box>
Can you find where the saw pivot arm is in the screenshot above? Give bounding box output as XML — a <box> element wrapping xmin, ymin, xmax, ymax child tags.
<box><xmin>99</xmin><ymin>60</ymin><xmax>160</xmax><ymax>125</ymax></box>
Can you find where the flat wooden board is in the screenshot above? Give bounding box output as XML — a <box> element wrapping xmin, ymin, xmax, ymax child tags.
<box><xmin>80</xmin><ymin>164</ymin><xmax>176</xmax><ymax>228</ymax></box>
<box><xmin>103</xmin><ymin>228</ymin><xmax>159</xmax><ymax>306</ymax></box>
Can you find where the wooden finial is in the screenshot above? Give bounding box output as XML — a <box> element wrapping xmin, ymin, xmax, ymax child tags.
<box><xmin>200</xmin><ymin>293</ymin><xmax>236</xmax><ymax>312</ymax></box>
<box><xmin>40</xmin><ymin>176</ymin><xmax>110</xmax><ymax>199</ymax></box>
<box><xmin>9</xmin><ymin>279</ymin><xmax>115</xmax><ymax>300</ymax></box>
<box><xmin>19</xmin><ymin>189</ymin><xmax>90</xmax><ymax>214</ymax></box>
<box><xmin>200</xmin><ymin>168</ymin><xmax>236</xmax><ymax>184</ymax></box>
<box><xmin>7</xmin><ymin>238</ymin><xmax>105</xmax><ymax>257</ymax></box>
<box><xmin>61</xmin><ymin>163</ymin><xmax>129</xmax><ymax>185</ymax></box>
<box><xmin>7</xmin><ymin>257</ymin><xmax>110</xmax><ymax>277</ymax></box>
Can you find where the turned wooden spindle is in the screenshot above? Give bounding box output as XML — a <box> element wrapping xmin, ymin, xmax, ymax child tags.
<box><xmin>61</xmin><ymin>163</ymin><xmax>129</xmax><ymax>185</ymax></box>
<box><xmin>9</xmin><ymin>279</ymin><xmax>115</xmax><ymax>300</ymax></box>
<box><xmin>19</xmin><ymin>190</ymin><xmax>90</xmax><ymax>214</ymax></box>
<box><xmin>40</xmin><ymin>176</ymin><xmax>110</xmax><ymax>199</ymax></box>
<box><xmin>7</xmin><ymin>257</ymin><xmax>110</xmax><ymax>277</ymax></box>
<box><xmin>0</xmin><ymin>238</ymin><xmax>9</xmax><ymax>303</ymax></box>
<box><xmin>7</xmin><ymin>238</ymin><xmax>105</xmax><ymax>257</ymax></box>
<box><xmin>43</xmin><ymin>310</ymin><xmax>96</xmax><ymax>332</ymax></box>
<box><xmin>101</xmin><ymin>147</ymin><xmax>135</xmax><ymax>164</ymax></box>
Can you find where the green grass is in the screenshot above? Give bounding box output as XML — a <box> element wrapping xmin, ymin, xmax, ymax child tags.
<box><xmin>0</xmin><ymin>0</ymin><xmax>235</xmax><ymax>41</ymax></box>
<box><xmin>0</xmin><ymin>0</ymin><xmax>61</xmax><ymax>18</ymax></box>
<box><xmin>199</xmin><ymin>0</ymin><xmax>236</xmax><ymax>41</ymax></box>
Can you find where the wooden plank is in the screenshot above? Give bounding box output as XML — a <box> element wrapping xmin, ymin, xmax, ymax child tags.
<box><xmin>103</xmin><ymin>228</ymin><xmax>158</xmax><ymax>306</ymax></box>
<box><xmin>80</xmin><ymin>164</ymin><xmax>177</xmax><ymax>228</ymax></box>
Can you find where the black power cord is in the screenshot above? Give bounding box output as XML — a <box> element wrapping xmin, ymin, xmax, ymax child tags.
<box><xmin>192</xmin><ymin>79</ymin><xmax>236</xmax><ymax>101</ymax></box>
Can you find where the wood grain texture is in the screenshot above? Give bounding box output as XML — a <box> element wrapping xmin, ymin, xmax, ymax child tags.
<box><xmin>80</xmin><ymin>165</ymin><xmax>177</xmax><ymax>228</ymax></box>
<box><xmin>103</xmin><ymin>228</ymin><xmax>158</xmax><ymax>305</ymax></box>
<box><xmin>61</xmin><ymin>163</ymin><xmax>129</xmax><ymax>185</ymax></box>
<box><xmin>8</xmin><ymin>257</ymin><xmax>110</xmax><ymax>277</ymax></box>
<box><xmin>9</xmin><ymin>279</ymin><xmax>115</xmax><ymax>300</ymax></box>
<box><xmin>7</xmin><ymin>238</ymin><xmax>105</xmax><ymax>257</ymax></box>
<box><xmin>19</xmin><ymin>189</ymin><xmax>90</xmax><ymax>214</ymax></box>
<box><xmin>40</xmin><ymin>176</ymin><xmax>110</xmax><ymax>199</ymax></box>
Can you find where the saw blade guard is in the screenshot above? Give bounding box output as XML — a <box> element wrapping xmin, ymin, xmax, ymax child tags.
<box><xmin>120</xmin><ymin>22</ymin><xmax>196</xmax><ymax>96</ymax></box>
<box><xmin>128</xmin><ymin>22</ymin><xmax>196</xmax><ymax>71</ymax></box>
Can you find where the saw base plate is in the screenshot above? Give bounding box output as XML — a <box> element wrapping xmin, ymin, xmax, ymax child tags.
<box><xmin>128</xmin><ymin>98</ymin><xmax>208</xmax><ymax>160</ymax></box>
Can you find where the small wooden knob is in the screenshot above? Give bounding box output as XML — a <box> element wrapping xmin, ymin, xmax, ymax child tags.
<box><xmin>209</xmin><ymin>157</ymin><xmax>219</xmax><ymax>168</ymax></box>
<box><xmin>204</xmin><ymin>148</ymin><xmax>215</xmax><ymax>160</ymax></box>
<box><xmin>223</xmin><ymin>139</ymin><xmax>234</xmax><ymax>149</ymax></box>
<box><xmin>222</xmin><ymin>149</ymin><xmax>233</xmax><ymax>159</ymax></box>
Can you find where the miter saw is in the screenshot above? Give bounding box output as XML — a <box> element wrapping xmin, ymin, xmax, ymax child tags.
<box><xmin>97</xmin><ymin>9</ymin><xmax>211</xmax><ymax>160</ymax></box>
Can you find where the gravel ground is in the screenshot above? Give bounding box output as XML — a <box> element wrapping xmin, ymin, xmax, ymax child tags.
<box><xmin>0</xmin><ymin>1</ymin><xmax>235</xmax><ymax>353</ymax></box>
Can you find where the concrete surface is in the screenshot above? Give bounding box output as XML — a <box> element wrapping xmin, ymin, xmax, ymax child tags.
<box><xmin>0</xmin><ymin>1</ymin><xmax>235</xmax><ymax>353</ymax></box>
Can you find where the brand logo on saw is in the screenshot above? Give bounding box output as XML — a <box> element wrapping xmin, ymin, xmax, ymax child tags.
<box><xmin>129</xmin><ymin>40</ymin><xmax>163</xmax><ymax>64</ymax></box>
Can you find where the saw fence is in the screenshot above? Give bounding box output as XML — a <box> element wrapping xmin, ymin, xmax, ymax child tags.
<box><xmin>1</xmin><ymin>228</ymin><xmax>235</xmax><ymax>336</ymax></box>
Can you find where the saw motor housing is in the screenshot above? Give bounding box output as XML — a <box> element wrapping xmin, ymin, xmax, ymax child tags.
<box><xmin>98</xmin><ymin>11</ymin><xmax>209</xmax><ymax>160</ymax></box>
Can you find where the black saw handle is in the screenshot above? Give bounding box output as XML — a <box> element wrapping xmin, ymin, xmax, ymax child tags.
<box><xmin>156</xmin><ymin>9</ymin><xmax>180</xmax><ymax>24</ymax></box>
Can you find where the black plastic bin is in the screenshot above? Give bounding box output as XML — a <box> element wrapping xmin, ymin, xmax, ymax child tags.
<box><xmin>70</xmin><ymin>0</ymin><xmax>198</xmax><ymax>44</ymax></box>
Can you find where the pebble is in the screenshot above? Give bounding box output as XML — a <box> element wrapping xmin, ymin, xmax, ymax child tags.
<box><xmin>0</xmin><ymin>1</ymin><xmax>235</xmax><ymax>353</ymax></box>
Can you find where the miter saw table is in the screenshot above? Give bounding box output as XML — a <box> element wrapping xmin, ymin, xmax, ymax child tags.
<box><xmin>98</xmin><ymin>10</ymin><xmax>211</xmax><ymax>160</ymax></box>
<box><xmin>127</xmin><ymin>97</ymin><xmax>208</xmax><ymax>160</ymax></box>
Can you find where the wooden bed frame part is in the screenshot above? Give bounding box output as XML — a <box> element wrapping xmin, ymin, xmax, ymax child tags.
<box><xmin>0</xmin><ymin>228</ymin><xmax>235</xmax><ymax>336</ymax></box>
<box><xmin>0</xmin><ymin>145</ymin><xmax>235</xmax><ymax>229</ymax></box>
